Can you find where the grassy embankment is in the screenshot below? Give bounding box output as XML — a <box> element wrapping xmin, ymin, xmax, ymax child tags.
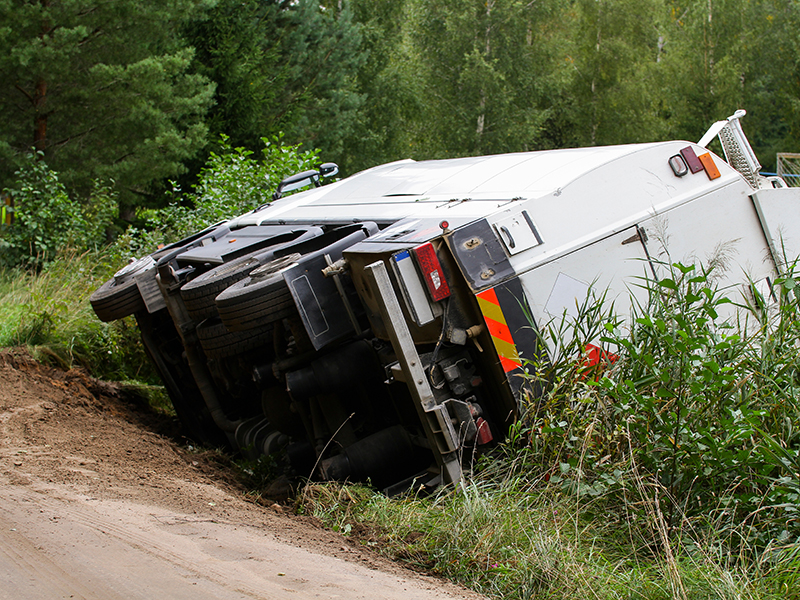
<box><xmin>2</xmin><ymin>252</ymin><xmax>799</xmax><ymax>600</ymax></box>
<box><xmin>0</xmin><ymin>250</ymin><xmax>165</xmax><ymax>399</ymax></box>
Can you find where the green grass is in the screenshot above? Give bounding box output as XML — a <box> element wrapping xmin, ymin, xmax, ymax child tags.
<box><xmin>0</xmin><ymin>274</ymin><xmax>27</xmax><ymax>343</ymax></box>
<box><xmin>301</xmin><ymin>473</ymin><xmax>796</xmax><ymax>600</ymax></box>
<box><xmin>0</xmin><ymin>250</ymin><xmax>154</xmax><ymax>382</ymax></box>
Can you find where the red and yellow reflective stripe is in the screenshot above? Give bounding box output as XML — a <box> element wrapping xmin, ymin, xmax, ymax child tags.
<box><xmin>476</xmin><ymin>288</ymin><xmax>521</xmax><ymax>373</ymax></box>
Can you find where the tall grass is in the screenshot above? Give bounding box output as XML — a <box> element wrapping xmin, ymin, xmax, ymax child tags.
<box><xmin>302</xmin><ymin>475</ymin><xmax>787</xmax><ymax>600</ymax></box>
<box><xmin>301</xmin><ymin>262</ymin><xmax>800</xmax><ymax>600</ymax></box>
<box><xmin>0</xmin><ymin>250</ymin><xmax>152</xmax><ymax>382</ymax></box>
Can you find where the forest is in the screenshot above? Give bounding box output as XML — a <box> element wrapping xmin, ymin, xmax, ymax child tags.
<box><xmin>2</xmin><ymin>0</ymin><xmax>799</xmax><ymax>219</ymax></box>
<box><xmin>3</xmin><ymin>4</ymin><xmax>800</xmax><ymax>598</ymax></box>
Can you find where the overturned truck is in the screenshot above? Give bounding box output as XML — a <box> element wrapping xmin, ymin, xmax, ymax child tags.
<box><xmin>91</xmin><ymin>111</ymin><xmax>800</xmax><ymax>492</ymax></box>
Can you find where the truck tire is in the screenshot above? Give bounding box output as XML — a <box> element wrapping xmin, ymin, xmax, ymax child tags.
<box><xmin>90</xmin><ymin>256</ymin><xmax>157</xmax><ymax>322</ymax></box>
<box><xmin>196</xmin><ymin>318</ymin><xmax>274</xmax><ymax>360</ymax></box>
<box><xmin>215</xmin><ymin>254</ymin><xmax>300</xmax><ymax>332</ymax></box>
<box><xmin>180</xmin><ymin>250</ymin><xmax>266</xmax><ymax>322</ymax></box>
<box><xmin>90</xmin><ymin>276</ymin><xmax>146</xmax><ymax>322</ymax></box>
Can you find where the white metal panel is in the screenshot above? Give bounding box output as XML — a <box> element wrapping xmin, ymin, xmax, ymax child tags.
<box><xmin>492</xmin><ymin>211</ymin><xmax>542</xmax><ymax>255</ymax></box>
<box><xmin>519</xmin><ymin>226</ymin><xmax>652</xmax><ymax>358</ymax></box>
<box><xmin>479</xmin><ymin>145</ymin><xmax>653</xmax><ymax>197</ymax></box>
<box><xmin>391</xmin><ymin>250</ymin><xmax>436</xmax><ymax>326</ymax></box>
<box><xmin>751</xmin><ymin>187</ymin><xmax>800</xmax><ymax>267</ymax></box>
<box><xmin>231</xmin><ymin>143</ymin><xmax>664</xmax><ymax>230</ymax></box>
<box><xmin>231</xmin><ymin>141</ymin><xmax>748</xmax><ymax>260</ymax></box>
<box><xmin>639</xmin><ymin>182</ymin><xmax>775</xmax><ymax>286</ymax></box>
<box><xmin>503</xmin><ymin>143</ymin><xmax>744</xmax><ymax>275</ymax></box>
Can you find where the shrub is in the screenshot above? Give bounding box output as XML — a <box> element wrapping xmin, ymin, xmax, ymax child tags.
<box><xmin>134</xmin><ymin>134</ymin><xmax>320</xmax><ymax>245</ymax></box>
<box><xmin>0</xmin><ymin>251</ymin><xmax>152</xmax><ymax>382</ymax></box>
<box><xmin>521</xmin><ymin>262</ymin><xmax>800</xmax><ymax>548</ymax></box>
<box><xmin>0</xmin><ymin>152</ymin><xmax>117</xmax><ymax>269</ymax></box>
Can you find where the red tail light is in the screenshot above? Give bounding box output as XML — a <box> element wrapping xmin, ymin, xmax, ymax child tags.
<box><xmin>412</xmin><ymin>242</ymin><xmax>451</xmax><ymax>301</ymax></box>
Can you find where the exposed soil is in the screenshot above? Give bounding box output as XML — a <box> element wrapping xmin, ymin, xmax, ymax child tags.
<box><xmin>0</xmin><ymin>349</ymin><xmax>485</xmax><ymax>600</ymax></box>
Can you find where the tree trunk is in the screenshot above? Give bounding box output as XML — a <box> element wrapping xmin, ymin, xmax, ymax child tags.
<box><xmin>34</xmin><ymin>0</ymin><xmax>51</xmax><ymax>154</ymax></box>
<box><xmin>34</xmin><ymin>78</ymin><xmax>47</xmax><ymax>152</ymax></box>
<box><xmin>476</xmin><ymin>0</ymin><xmax>494</xmax><ymax>148</ymax></box>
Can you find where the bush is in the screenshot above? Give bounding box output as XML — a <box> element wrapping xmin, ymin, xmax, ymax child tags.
<box><xmin>0</xmin><ymin>251</ymin><xmax>153</xmax><ymax>382</ymax></box>
<box><xmin>134</xmin><ymin>134</ymin><xmax>320</xmax><ymax>246</ymax></box>
<box><xmin>0</xmin><ymin>152</ymin><xmax>117</xmax><ymax>269</ymax></box>
<box><xmin>520</xmin><ymin>262</ymin><xmax>800</xmax><ymax>548</ymax></box>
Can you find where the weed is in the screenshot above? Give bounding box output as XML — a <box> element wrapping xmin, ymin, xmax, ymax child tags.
<box><xmin>0</xmin><ymin>250</ymin><xmax>154</xmax><ymax>383</ymax></box>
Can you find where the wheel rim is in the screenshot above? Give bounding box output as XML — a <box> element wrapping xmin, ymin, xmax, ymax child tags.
<box><xmin>208</xmin><ymin>256</ymin><xmax>261</xmax><ymax>280</ymax></box>
<box><xmin>249</xmin><ymin>253</ymin><xmax>301</xmax><ymax>281</ymax></box>
<box><xmin>114</xmin><ymin>255</ymin><xmax>156</xmax><ymax>283</ymax></box>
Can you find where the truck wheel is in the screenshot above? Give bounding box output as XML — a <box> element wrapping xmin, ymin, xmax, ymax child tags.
<box><xmin>90</xmin><ymin>277</ymin><xmax>145</xmax><ymax>322</ymax></box>
<box><xmin>180</xmin><ymin>250</ymin><xmax>266</xmax><ymax>322</ymax></box>
<box><xmin>90</xmin><ymin>256</ymin><xmax>156</xmax><ymax>322</ymax></box>
<box><xmin>196</xmin><ymin>318</ymin><xmax>274</xmax><ymax>359</ymax></box>
<box><xmin>215</xmin><ymin>254</ymin><xmax>300</xmax><ymax>332</ymax></box>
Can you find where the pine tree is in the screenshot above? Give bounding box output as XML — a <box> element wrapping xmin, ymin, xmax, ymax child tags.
<box><xmin>185</xmin><ymin>0</ymin><xmax>366</xmax><ymax>168</ymax></box>
<box><xmin>0</xmin><ymin>0</ymin><xmax>215</xmax><ymax>208</ymax></box>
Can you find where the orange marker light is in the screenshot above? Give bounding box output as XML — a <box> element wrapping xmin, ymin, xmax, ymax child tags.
<box><xmin>698</xmin><ymin>152</ymin><xmax>721</xmax><ymax>180</ymax></box>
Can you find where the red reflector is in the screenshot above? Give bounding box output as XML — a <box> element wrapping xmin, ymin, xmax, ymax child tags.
<box><xmin>413</xmin><ymin>242</ymin><xmax>451</xmax><ymax>301</ymax></box>
<box><xmin>475</xmin><ymin>417</ymin><xmax>493</xmax><ymax>445</ymax></box>
<box><xmin>580</xmin><ymin>343</ymin><xmax>619</xmax><ymax>380</ymax></box>
<box><xmin>583</xmin><ymin>343</ymin><xmax>618</xmax><ymax>366</ymax></box>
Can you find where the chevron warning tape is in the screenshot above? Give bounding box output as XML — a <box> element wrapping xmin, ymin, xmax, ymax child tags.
<box><xmin>476</xmin><ymin>287</ymin><xmax>522</xmax><ymax>373</ymax></box>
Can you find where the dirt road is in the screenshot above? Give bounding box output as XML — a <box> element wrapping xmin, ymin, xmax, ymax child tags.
<box><xmin>0</xmin><ymin>350</ymin><xmax>484</xmax><ymax>600</ymax></box>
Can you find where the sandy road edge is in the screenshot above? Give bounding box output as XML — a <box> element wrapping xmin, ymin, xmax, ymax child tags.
<box><xmin>0</xmin><ymin>349</ymin><xmax>486</xmax><ymax>600</ymax></box>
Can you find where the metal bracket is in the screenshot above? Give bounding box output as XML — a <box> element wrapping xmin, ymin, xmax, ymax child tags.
<box><xmin>324</xmin><ymin>254</ymin><xmax>362</xmax><ymax>336</ymax></box>
<box><xmin>363</xmin><ymin>260</ymin><xmax>463</xmax><ymax>487</ymax></box>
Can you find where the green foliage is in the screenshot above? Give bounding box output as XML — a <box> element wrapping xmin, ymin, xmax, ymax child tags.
<box><xmin>3</xmin><ymin>0</ymin><xmax>800</xmax><ymax>203</ymax></box>
<box><xmin>0</xmin><ymin>0</ymin><xmax>215</xmax><ymax>206</ymax></box>
<box><xmin>185</xmin><ymin>0</ymin><xmax>366</xmax><ymax>162</ymax></box>
<box><xmin>519</xmin><ymin>262</ymin><xmax>800</xmax><ymax>550</ymax></box>
<box><xmin>397</xmin><ymin>0</ymin><xmax>572</xmax><ymax>158</ymax></box>
<box><xmin>302</xmin><ymin>475</ymin><xmax>794</xmax><ymax>600</ymax></box>
<box><xmin>3</xmin><ymin>0</ymin><xmax>799</xmax><ymax>203</ymax></box>
<box><xmin>338</xmin><ymin>0</ymin><xmax>417</xmax><ymax>173</ymax></box>
<box><xmin>0</xmin><ymin>251</ymin><xmax>153</xmax><ymax>383</ymax></box>
<box><xmin>564</xmin><ymin>0</ymin><xmax>670</xmax><ymax>146</ymax></box>
<box><xmin>337</xmin><ymin>0</ymin><xmax>800</xmax><ymax>168</ymax></box>
<box><xmin>603</xmin><ymin>266</ymin><xmax>758</xmax><ymax>518</ymax></box>
<box><xmin>0</xmin><ymin>152</ymin><xmax>117</xmax><ymax>268</ymax></box>
<box><xmin>135</xmin><ymin>134</ymin><xmax>319</xmax><ymax>244</ymax></box>
<box><xmin>193</xmin><ymin>134</ymin><xmax>320</xmax><ymax>219</ymax></box>
<box><xmin>185</xmin><ymin>0</ymin><xmax>287</xmax><ymax>151</ymax></box>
